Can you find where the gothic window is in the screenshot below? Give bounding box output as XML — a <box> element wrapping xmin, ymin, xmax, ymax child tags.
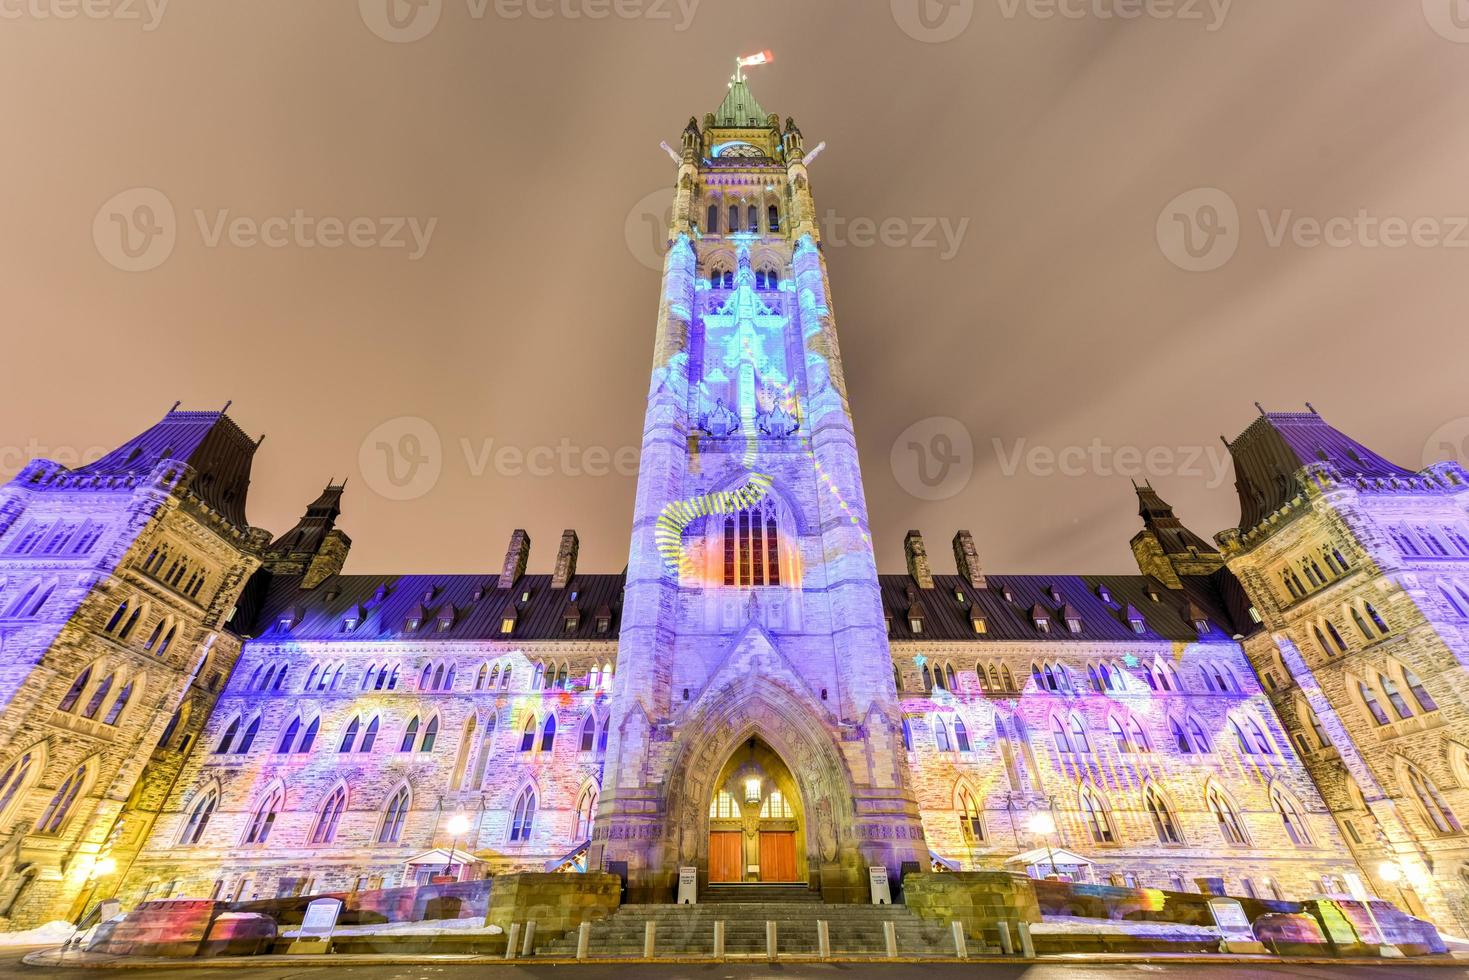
<box><xmin>180</xmin><ymin>789</ymin><xmax>217</xmax><ymax>845</ymax></box>
<box><xmin>945</xmin><ymin>663</ymin><xmax>957</xmax><ymax>690</ymax></box>
<box><xmin>1403</xmin><ymin>666</ymin><xmax>1438</xmax><ymax>712</ymax></box>
<box><xmin>35</xmin><ymin>763</ymin><xmax>89</xmax><ymax>835</ymax></box>
<box><xmin>1405</xmin><ymin>766</ymin><xmax>1461</xmax><ymax>836</ymax></box>
<box><xmin>277</xmin><ymin>717</ymin><xmax>302</xmax><ymax>754</ymax></box>
<box><xmin>707</xmin><ymin>204</ymin><xmax>719</xmax><ymax>233</ymax></box>
<box><xmin>312</xmin><ymin>787</ymin><xmax>347</xmax><ymax>844</ymax></box>
<box><xmin>768</xmin><ymin>203</ymin><xmax>780</xmax><ymax>232</ymax></box>
<box><xmin>1324</xmin><ymin>620</ymin><xmax>1348</xmax><ymax>652</ymax></box>
<box><xmin>104</xmin><ymin>601</ymin><xmax>129</xmax><ymax>634</ymax></box>
<box><xmin>379</xmin><ymin>786</ymin><xmax>411</xmax><ymax>843</ymax></box>
<box><xmin>339</xmin><ymin>717</ymin><xmax>360</xmax><ymax>753</ymax></box>
<box><xmin>901</xmin><ymin>718</ymin><xmax>913</xmax><ymax>752</ymax></box>
<box><xmin>215</xmin><ymin>717</ymin><xmax>241</xmax><ymax>754</ymax></box>
<box><xmin>747</xmin><ymin>204</ymin><xmax>759</xmax><ymax>230</ymax></box>
<box><xmin>1079</xmin><ymin>785</ymin><xmax>1115</xmax><ymax>844</ymax></box>
<box><xmin>958</xmin><ymin>787</ymin><xmax>985</xmax><ymax>842</ymax></box>
<box><xmin>1169</xmin><ymin>717</ymin><xmax>1190</xmax><ymax>753</ymax></box>
<box><xmin>1145</xmin><ymin>787</ymin><xmax>1182</xmax><ymax>844</ymax></box>
<box><xmin>760</xmin><ymin>790</ymin><xmax>794</xmax><ymax>819</ymax></box>
<box><xmin>1379</xmin><ymin>674</ymin><xmax>1413</xmax><ymax>719</ymax></box>
<box><xmin>1051</xmin><ymin>716</ymin><xmax>1072</xmax><ymax>754</ymax></box>
<box><xmin>722</xmin><ymin>501</ymin><xmax>782</xmax><ymax>586</ymax></box>
<box><xmin>1186</xmin><ymin>717</ymin><xmax>1211</xmax><ymax>753</ymax></box>
<box><xmin>509</xmin><ymin>787</ymin><xmax>537</xmax><ymax>842</ymax></box>
<box><xmin>954</xmin><ymin>717</ymin><xmax>971</xmax><ymax>752</ymax></box>
<box><xmin>579</xmin><ymin>715</ymin><xmax>596</xmax><ymax>753</ymax></box>
<box><xmin>728</xmin><ymin>205</ymin><xmax>740</xmax><ymax>232</ymax></box>
<box><xmin>597</xmin><ymin>715</ymin><xmax>609</xmax><ymax>753</ymax></box>
<box><xmin>243</xmin><ymin>786</ymin><xmax>284</xmax><ymax>845</ymax></box>
<box><xmin>420</xmin><ymin>716</ymin><xmax>439</xmax><ymax>752</ymax></box>
<box><xmin>1313</xmin><ymin>625</ymin><xmax>1334</xmax><ymax>658</ymax></box>
<box><xmin>1128</xmin><ymin>717</ymin><xmax>1152</xmax><ymax>752</ymax></box>
<box><xmin>519</xmin><ymin>716</ymin><xmax>537</xmax><ymax>753</ymax></box>
<box><xmin>399</xmin><ymin>717</ymin><xmax>420</xmax><ymax>753</ymax></box>
<box><xmin>1351</xmin><ymin>606</ymin><xmax>1375</xmax><ymax>640</ymax></box>
<box><xmin>1357</xmin><ymin>679</ymin><xmax>1390</xmax><ymax>725</ymax></box>
<box><xmin>934</xmin><ymin>717</ymin><xmax>951</xmax><ymax>752</ymax></box>
<box><xmin>1068</xmin><ymin>714</ymin><xmax>1091</xmax><ymax>753</ymax></box>
<box><xmin>575</xmin><ymin>785</ymin><xmax>599</xmax><ymax>840</ymax></box>
<box><xmin>1108</xmin><ymin>716</ymin><xmax>1130</xmax><ymax>752</ymax></box>
<box><xmin>0</xmin><ymin>751</ymin><xmax>36</xmax><ymax>822</ymax></box>
<box><xmin>237</xmin><ymin>716</ymin><xmax>261</xmax><ymax>753</ymax></box>
<box><xmin>1208</xmin><ymin>787</ymin><xmax>1250</xmax><ymax>845</ymax></box>
<box><xmin>1271</xmin><ymin>787</ymin><xmax>1311</xmax><ymax>846</ymax></box>
<box><xmin>57</xmin><ymin>667</ymin><xmax>91</xmax><ymax>713</ymax></box>
<box><xmin>1365</xmin><ymin>602</ymin><xmax>1390</xmax><ymax>635</ymax></box>
<box><xmin>710</xmin><ymin>791</ymin><xmax>741</xmax><ymax>819</ymax></box>
<box><xmin>361</xmin><ymin>716</ymin><xmax>380</xmax><ymax>752</ymax></box>
<box><xmin>540</xmin><ymin>715</ymin><xmax>556</xmax><ymax>753</ymax></box>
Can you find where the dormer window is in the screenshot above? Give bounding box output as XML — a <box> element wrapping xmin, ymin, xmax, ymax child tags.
<box><xmin>500</xmin><ymin>610</ymin><xmax>517</xmax><ymax>635</ymax></box>
<box><xmin>569</xmin><ymin>590</ymin><xmax>579</xmax><ymax>602</ymax></box>
<box><xmin>472</xmin><ymin>585</ymin><xmax>484</xmax><ymax>602</ymax></box>
<box><xmin>907</xmin><ymin>601</ymin><xmax>925</xmax><ymax>634</ymax></box>
<box><xmin>1193</xmin><ymin>618</ymin><xmax>1210</xmax><ymax>634</ymax></box>
<box><xmin>595</xmin><ymin>604</ymin><xmax>612</xmax><ymax>634</ymax></box>
<box><xmin>885</xmin><ymin>609</ymin><xmax>894</xmax><ymax>634</ymax></box>
<box><xmin>954</xmin><ymin>589</ymin><xmax>966</xmax><ymax>604</ymax></box>
<box><xmin>1148</xmin><ymin>590</ymin><xmax>1161</xmax><ymax>602</ymax></box>
<box><xmin>970</xmin><ymin>610</ymin><xmax>987</xmax><ymax>634</ymax></box>
<box><xmin>1096</xmin><ymin>584</ymin><xmax>1111</xmax><ymax>603</ymax></box>
<box><xmin>1048</xmin><ymin>586</ymin><xmax>1063</xmax><ymax>604</ymax></box>
<box><xmin>1066</xmin><ymin>617</ymin><xmax>1082</xmax><ymax>633</ymax></box>
<box><xmin>564</xmin><ymin>602</ymin><xmax>581</xmax><ymax>633</ymax></box>
<box><xmin>278</xmin><ymin>606</ymin><xmax>299</xmax><ymax>631</ymax></box>
<box><xmin>1123</xmin><ymin>604</ymin><xmax>1146</xmax><ymax>634</ymax></box>
<box><xmin>436</xmin><ymin>607</ymin><xmax>455</xmax><ymax>632</ymax></box>
<box><xmin>1031</xmin><ymin>605</ymin><xmax>1050</xmax><ymax>632</ymax></box>
<box><xmin>1248</xmin><ymin>606</ymin><xmax>1262</xmax><ymax>623</ymax></box>
<box><xmin>520</xmin><ymin>590</ymin><xmax>531</xmax><ymax>603</ymax></box>
<box><xmin>406</xmin><ymin>617</ymin><xmax>421</xmax><ymax>631</ymax></box>
<box><xmin>342</xmin><ymin>605</ymin><xmax>363</xmax><ymax>633</ymax></box>
<box><xmin>374</xmin><ymin>584</ymin><xmax>388</xmax><ymax>602</ymax></box>
<box><xmin>421</xmin><ymin>588</ymin><xmax>435</xmax><ymax>604</ymax></box>
<box><xmin>1001</xmin><ymin>585</ymin><xmax>1014</xmax><ymax>602</ymax></box>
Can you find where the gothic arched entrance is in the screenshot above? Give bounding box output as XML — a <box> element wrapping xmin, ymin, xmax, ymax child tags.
<box><xmin>707</xmin><ymin>737</ymin><xmax>804</xmax><ymax>883</ymax></box>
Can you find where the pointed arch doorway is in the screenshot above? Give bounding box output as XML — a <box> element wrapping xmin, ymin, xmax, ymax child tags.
<box><xmin>707</xmin><ymin>737</ymin><xmax>804</xmax><ymax>883</ymax></box>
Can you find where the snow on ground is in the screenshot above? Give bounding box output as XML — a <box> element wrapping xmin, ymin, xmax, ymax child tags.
<box><xmin>1034</xmin><ymin>915</ymin><xmax>1222</xmax><ymax>938</ymax></box>
<box><xmin>0</xmin><ymin>920</ymin><xmax>76</xmax><ymax>946</ymax></box>
<box><xmin>281</xmin><ymin>918</ymin><xmax>503</xmax><ymax>939</ymax></box>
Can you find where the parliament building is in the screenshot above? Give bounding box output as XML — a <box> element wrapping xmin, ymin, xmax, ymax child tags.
<box><xmin>1</xmin><ymin>71</ymin><xmax>1468</xmax><ymax>935</ymax></box>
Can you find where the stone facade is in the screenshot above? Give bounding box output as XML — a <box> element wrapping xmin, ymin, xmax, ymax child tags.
<box><xmin>0</xmin><ymin>74</ymin><xmax>1465</xmax><ymax>933</ymax></box>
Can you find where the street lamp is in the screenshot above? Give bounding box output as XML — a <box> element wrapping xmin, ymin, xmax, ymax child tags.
<box><xmin>444</xmin><ymin>813</ymin><xmax>471</xmax><ymax>879</ymax></box>
<box><xmin>1026</xmin><ymin>811</ymin><xmax>1059</xmax><ymax>879</ymax></box>
<box><xmin>1378</xmin><ymin>860</ymin><xmax>1413</xmax><ymax>912</ymax></box>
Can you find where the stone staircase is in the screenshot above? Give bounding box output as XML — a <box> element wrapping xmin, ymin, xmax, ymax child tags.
<box><xmin>702</xmin><ymin>883</ymin><xmax>824</xmax><ymax>904</ymax></box>
<box><xmin>537</xmin><ymin>898</ymin><xmax>971</xmax><ymax>958</ymax></box>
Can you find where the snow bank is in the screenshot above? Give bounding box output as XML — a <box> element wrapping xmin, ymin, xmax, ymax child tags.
<box><xmin>0</xmin><ymin>920</ymin><xmax>76</xmax><ymax>946</ymax></box>
<box><xmin>1035</xmin><ymin>915</ymin><xmax>1222</xmax><ymax>939</ymax></box>
<box><xmin>281</xmin><ymin>918</ymin><xmax>503</xmax><ymax>939</ymax></box>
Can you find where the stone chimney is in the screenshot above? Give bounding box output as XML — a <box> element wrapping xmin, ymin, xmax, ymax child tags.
<box><xmin>498</xmin><ymin>529</ymin><xmax>531</xmax><ymax>589</ymax></box>
<box><xmin>302</xmin><ymin>530</ymin><xmax>352</xmax><ymax>590</ymax></box>
<box><xmin>551</xmin><ymin>529</ymin><xmax>580</xmax><ymax>589</ymax></box>
<box><xmin>952</xmin><ymin>530</ymin><xmax>984</xmax><ymax>589</ymax></box>
<box><xmin>904</xmin><ymin>530</ymin><xmax>934</xmax><ymax>589</ymax></box>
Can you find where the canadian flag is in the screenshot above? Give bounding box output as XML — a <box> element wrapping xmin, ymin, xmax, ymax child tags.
<box><xmin>737</xmin><ymin>50</ymin><xmax>774</xmax><ymax>69</ymax></box>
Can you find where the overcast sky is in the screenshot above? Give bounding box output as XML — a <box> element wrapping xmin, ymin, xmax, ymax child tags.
<box><xmin>2</xmin><ymin>0</ymin><xmax>1467</xmax><ymax>576</ymax></box>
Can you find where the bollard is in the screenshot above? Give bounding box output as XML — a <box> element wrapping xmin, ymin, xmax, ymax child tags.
<box><xmin>521</xmin><ymin>920</ymin><xmax>536</xmax><ymax>958</ymax></box>
<box><xmin>1017</xmin><ymin>920</ymin><xmax>1035</xmax><ymax>958</ymax></box>
<box><xmin>952</xmin><ymin>920</ymin><xmax>968</xmax><ymax>959</ymax></box>
<box><xmin>505</xmin><ymin>923</ymin><xmax>520</xmax><ymax>960</ymax></box>
<box><xmin>767</xmin><ymin>920</ymin><xmax>778</xmax><ymax>961</ymax></box>
<box><xmin>576</xmin><ymin>921</ymin><xmax>591</xmax><ymax>960</ymax></box>
<box><xmin>883</xmin><ymin>920</ymin><xmax>898</xmax><ymax>958</ymax></box>
<box><xmin>644</xmin><ymin>919</ymin><xmax>656</xmax><ymax>959</ymax></box>
<box><xmin>817</xmin><ymin>920</ymin><xmax>830</xmax><ymax>960</ymax></box>
<box><xmin>713</xmin><ymin>920</ymin><xmax>725</xmax><ymax>959</ymax></box>
<box><xmin>997</xmin><ymin>920</ymin><xmax>1014</xmax><ymax>955</ymax></box>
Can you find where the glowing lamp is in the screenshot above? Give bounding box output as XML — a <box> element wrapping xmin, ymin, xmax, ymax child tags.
<box><xmin>1026</xmin><ymin>812</ymin><xmax>1057</xmax><ymax>836</ymax></box>
<box><xmin>446</xmin><ymin>813</ymin><xmax>471</xmax><ymax>837</ymax></box>
<box><xmin>1378</xmin><ymin>861</ymin><xmax>1402</xmax><ymax>884</ymax></box>
<box><xmin>744</xmin><ymin>777</ymin><xmax>762</xmax><ymax>804</ymax></box>
<box><xmin>92</xmin><ymin>857</ymin><xmax>117</xmax><ymax>878</ymax></box>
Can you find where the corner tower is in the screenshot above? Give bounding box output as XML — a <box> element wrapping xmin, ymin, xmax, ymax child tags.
<box><xmin>595</xmin><ymin>64</ymin><xmax>927</xmax><ymax>901</ymax></box>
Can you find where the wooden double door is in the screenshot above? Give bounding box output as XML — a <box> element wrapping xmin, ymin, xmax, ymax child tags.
<box><xmin>708</xmin><ymin>830</ymin><xmax>798</xmax><ymax>882</ymax></box>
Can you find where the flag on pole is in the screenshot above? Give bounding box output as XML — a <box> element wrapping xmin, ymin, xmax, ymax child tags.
<box><xmin>737</xmin><ymin>50</ymin><xmax>774</xmax><ymax>69</ymax></box>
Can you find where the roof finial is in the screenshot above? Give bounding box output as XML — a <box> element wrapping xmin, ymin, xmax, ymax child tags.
<box><xmin>1254</xmin><ymin>401</ymin><xmax>1266</xmax><ymax>415</ymax></box>
<box><xmin>222</xmin><ymin>399</ymin><xmax>232</xmax><ymax>413</ymax></box>
<box><xmin>1219</xmin><ymin>435</ymin><xmax>1229</xmax><ymax>447</ymax></box>
<box><xmin>1305</xmin><ymin>402</ymin><xmax>1317</xmax><ymax>414</ymax></box>
<box><xmin>255</xmin><ymin>433</ymin><xmax>267</xmax><ymax>447</ymax></box>
<box><xmin>169</xmin><ymin>400</ymin><xmax>181</xmax><ymax>413</ymax></box>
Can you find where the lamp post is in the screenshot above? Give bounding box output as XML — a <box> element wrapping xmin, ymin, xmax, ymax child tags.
<box><xmin>1378</xmin><ymin>860</ymin><xmax>1412</xmax><ymax>913</ymax></box>
<box><xmin>1026</xmin><ymin>811</ymin><xmax>1059</xmax><ymax>879</ymax></box>
<box><xmin>444</xmin><ymin>813</ymin><xmax>471</xmax><ymax>880</ymax></box>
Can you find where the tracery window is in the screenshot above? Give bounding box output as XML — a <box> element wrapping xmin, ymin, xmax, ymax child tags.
<box><xmin>722</xmin><ymin>501</ymin><xmax>782</xmax><ymax>587</ymax></box>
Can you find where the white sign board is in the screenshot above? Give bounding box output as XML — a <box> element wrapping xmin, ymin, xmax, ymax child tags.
<box><xmin>1207</xmin><ymin>898</ymin><xmax>1253</xmax><ymax>940</ymax></box>
<box><xmin>869</xmin><ymin>866</ymin><xmax>892</xmax><ymax>905</ymax></box>
<box><xmin>300</xmin><ymin>898</ymin><xmax>343</xmax><ymax>939</ymax></box>
<box><xmin>677</xmin><ymin>866</ymin><xmax>698</xmax><ymax>905</ymax></box>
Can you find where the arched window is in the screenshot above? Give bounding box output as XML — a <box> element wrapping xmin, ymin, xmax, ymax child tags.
<box><xmin>236</xmin><ymin>716</ymin><xmax>261</xmax><ymax>754</ymax></box>
<box><xmin>1358</xmin><ymin>679</ymin><xmax>1391</xmax><ymax>725</ymax></box>
<box><xmin>1379</xmin><ymin>674</ymin><xmax>1413</xmax><ymax>719</ymax></box>
<box><xmin>243</xmin><ymin>786</ymin><xmax>284</xmax><ymax>845</ymax></box>
<box><xmin>57</xmin><ymin>667</ymin><xmax>92</xmax><ymax>713</ymax></box>
<box><xmin>579</xmin><ymin>715</ymin><xmax>597</xmax><ymax>752</ymax></box>
<box><xmin>1364</xmin><ymin>602</ymin><xmax>1389</xmax><ymax>635</ymax></box>
<box><xmin>1169</xmin><ymin>717</ymin><xmax>1191</xmax><ymax>753</ymax></box>
<box><xmin>954</xmin><ymin>717</ymin><xmax>971</xmax><ymax>752</ymax></box>
<box><xmin>575</xmin><ymin>785</ymin><xmax>599</xmax><ymax>840</ymax></box>
<box><xmin>710</xmin><ymin>791</ymin><xmax>741</xmax><ymax>819</ymax></box>
<box><xmin>179</xmin><ymin>788</ymin><xmax>217</xmax><ymax>845</ymax></box>
<box><xmin>400</xmin><ymin>717</ymin><xmax>420</xmax><ymax>753</ymax></box>
<box><xmin>299</xmin><ymin>717</ymin><xmax>319</xmax><ymax>753</ymax></box>
<box><xmin>540</xmin><ymin>715</ymin><xmax>557</xmax><ymax>753</ymax></box>
<box><xmin>277</xmin><ymin>717</ymin><xmax>302</xmax><ymax>754</ymax></box>
<box><xmin>1108</xmin><ymin>716</ymin><xmax>1130</xmax><ymax>752</ymax></box>
<box><xmin>80</xmin><ymin>673</ymin><xmax>114</xmax><ymax>719</ymax></box>
<box><xmin>760</xmin><ymin>791</ymin><xmax>794</xmax><ymax>819</ymax></box>
<box><xmin>722</xmin><ymin>500</ymin><xmax>783</xmax><ymax>586</ymax></box>
<box><xmin>1324</xmin><ymin>620</ymin><xmax>1347</xmax><ymax>652</ymax></box>
<box><xmin>1271</xmin><ymin>787</ymin><xmax>1311</xmax><ymax>846</ymax></box>
<box><xmin>747</xmin><ymin>204</ymin><xmax>758</xmax><ymax>231</ymax></box>
<box><xmin>728</xmin><ymin>205</ymin><xmax>740</xmax><ymax>232</ymax></box>
<box><xmin>313</xmin><ymin>786</ymin><xmax>347</xmax><ymax>844</ymax></box>
<box><xmin>510</xmin><ymin>787</ymin><xmax>537</xmax><ymax>842</ymax></box>
<box><xmin>1079</xmin><ymin>785</ymin><xmax>1115</xmax><ymax>843</ymax></box>
<box><xmin>1051</xmin><ymin>716</ymin><xmax>1072</xmax><ymax>754</ymax></box>
<box><xmin>105</xmin><ymin>600</ymin><xmax>129</xmax><ymax>633</ymax></box>
<box><xmin>1186</xmin><ymin>717</ymin><xmax>1211</xmax><ymax>753</ymax></box>
<box><xmin>1208</xmin><ymin>787</ymin><xmax>1250</xmax><ymax>845</ymax></box>
<box><xmin>934</xmin><ymin>717</ymin><xmax>951</xmax><ymax>752</ymax></box>
<box><xmin>339</xmin><ymin>717</ymin><xmax>360</xmax><ymax>753</ymax></box>
<box><xmin>768</xmin><ymin>203</ymin><xmax>780</xmax><ymax>232</ymax></box>
<box><xmin>901</xmin><ymin>717</ymin><xmax>913</xmax><ymax>752</ymax></box>
<box><xmin>520</xmin><ymin>716</ymin><xmax>537</xmax><ymax>752</ymax></box>
<box><xmin>361</xmin><ymin>716</ymin><xmax>380</xmax><ymax>752</ymax></box>
<box><xmin>597</xmin><ymin>714</ymin><xmax>609</xmax><ymax>753</ymax></box>
<box><xmin>420</xmin><ymin>716</ymin><xmax>439</xmax><ymax>753</ymax></box>
<box><xmin>1145</xmin><ymin>786</ymin><xmax>1181</xmax><ymax>844</ymax></box>
<box><xmin>379</xmin><ymin>786</ymin><xmax>410</xmax><ymax>843</ymax></box>
<box><xmin>0</xmin><ymin>751</ymin><xmax>36</xmax><ymax>822</ymax></box>
<box><xmin>1128</xmin><ymin>717</ymin><xmax>1152</xmax><ymax>753</ymax></box>
<box><xmin>1069</xmin><ymin>714</ymin><xmax>1091</xmax><ymax>753</ymax></box>
<box><xmin>1403</xmin><ymin>666</ymin><xmax>1438</xmax><ymax>713</ymax></box>
<box><xmin>34</xmin><ymin>763</ymin><xmax>88</xmax><ymax>835</ymax></box>
<box><xmin>707</xmin><ymin>204</ymin><xmax>719</xmax><ymax>234</ymax></box>
<box><xmin>1406</xmin><ymin>766</ymin><xmax>1461</xmax><ymax>835</ymax></box>
<box><xmin>215</xmin><ymin>717</ymin><xmax>240</xmax><ymax>755</ymax></box>
<box><xmin>957</xmin><ymin>787</ymin><xmax>985</xmax><ymax>842</ymax></box>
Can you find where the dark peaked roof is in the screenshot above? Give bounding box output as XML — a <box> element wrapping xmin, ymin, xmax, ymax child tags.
<box><xmin>75</xmin><ymin>407</ymin><xmax>257</xmax><ymax>528</ymax></box>
<box><xmin>1133</xmin><ymin>481</ymin><xmax>1218</xmax><ymax>556</ymax></box>
<box><xmin>1227</xmin><ymin>407</ymin><xmax>1414</xmax><ymax>531</ymax></box>
<box><xmin>880</xmin><ymin>573</ymin><xmax>1255</xmax><ymax>643</ymax></box>
<box><xmin>268</xmin><ymin>482</ymin><xmax>346</xmax><ymax>554</ymax></box>
<box><xmin>239</xmin><ymin>572</ymin><xmax>624</xmax><ymax>642</ymax></box>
